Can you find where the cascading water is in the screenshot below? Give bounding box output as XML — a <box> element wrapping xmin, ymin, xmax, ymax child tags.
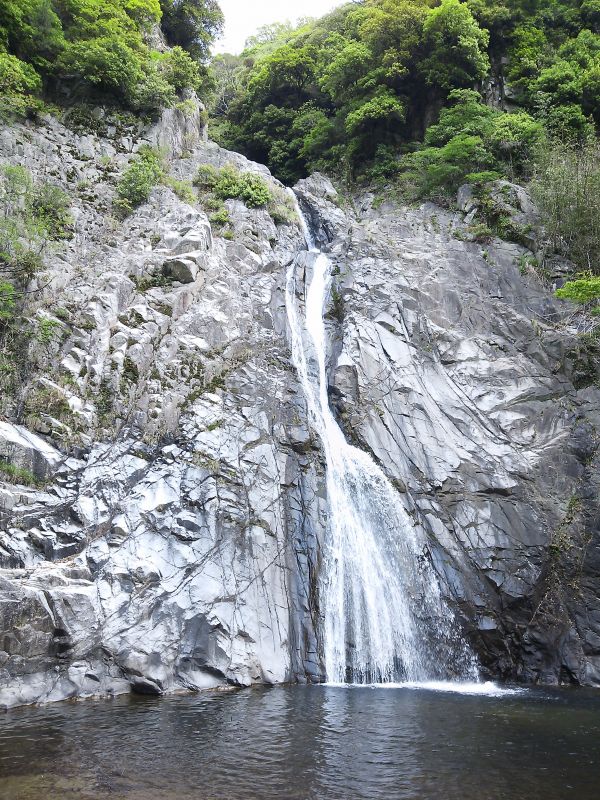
<box><xmin>286</xmin><ymin>198</ymin><xmax>480</xmax><ymax>685</ymax></box>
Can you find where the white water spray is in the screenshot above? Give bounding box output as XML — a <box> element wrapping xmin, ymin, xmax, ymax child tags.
<box><xmin>286</xmin><ymin>198</ymin><xmax>479</xmax><ymax>685</ymax></box>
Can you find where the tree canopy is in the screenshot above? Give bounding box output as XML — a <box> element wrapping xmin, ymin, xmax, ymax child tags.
<box><xmin>212</xmin><ymin>0</ymin><xmax>600</xmax><ymax>186</ymax></box>
<box><xmin>0</xmin><ymin>0</ymin><xmax>223</xmax><ymax>114</ymax></box>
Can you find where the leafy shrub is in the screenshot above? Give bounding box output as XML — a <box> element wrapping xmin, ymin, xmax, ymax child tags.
<box><xmin>421</xmin><ymin>90</ymin><xmax>542</xmax><ymax>181</ymax></box>
<box><xmin>555</xmin><ymin>277</ymin><xmax>600</xmax><ymax>304</ymax></box>
<box><xmin>131</xmin><ymin>65</ymin><xmax>177</xmax><ymax>112</ymax></box>
<box><xmin>345</xmin><ymin>92</ymin><xmax>406</xmax><ymax>137</ymax></box>
<box><xmin>0</xmin><ymin>0</ymin><xmax>221</xmax><ymax>114</ymax></box>
<box><xmin>420</xmin><ymin>0</ymin><xmax>490</xmax><ymax>89</ymax></box>
<box><xmin>164</xmin><ymin>177</ymin><xmax>196</xmax><ymax>203</ymax></box>
<box><xmin>468</xmin><ymin>223</ymin><xmax>494</xmax><ymax>243</ymax></box>
<box><xmin>16</xmin><ymin>250</ymin><xmax>44</xmax><ymax>281</ymax></box>
<box><xmin>212</xmin><ymin>164</ymin><xmax>244</xmax><ymax>200</ymax></box>
<box><xmin>544</xmin><ymin>105</ymin><xmax>595</xmax><ymax>143</ymax></box>
<box><xmin>60</xmin><ymin>37</ymin><xmax>143</xmax><ymax>99</ymax></box>
<box><xmin>485</xmin><ymin>112</ymin><xmax>544</xmax><ymax>176</ymax></box>
<box><xmin>226</xmin><ymin>169</ymin><xmax>270</xmax><ymax>207</ymax></box>
<box><xmin>202</xmin><ymin>194</ymin><xmax>225</xmax><ymax>211</ymax></box>
<box><xmin>0</xmin><ymin>282</ymin><xmax>16</xmax><ymax>321</ymax></box>
<box><xmin>0</xmin><ymin>52</ymin><xmax>41</xmax><ymax>95</ymax></box>
<box><xmin>209</xmin><ymin>208</ymin><xmax>230</xmax><ymax>227</ymax></box>
<box><xmin>175</xmin><ymin>98</ymin><xmax>199</xmax><ymax>117</ymax></box>
<box><xmin>36</xmin><ymin>317</ymin><xmax>60</xmax><ymax>345</ymax></box>
<box><xmin>194</xmin><ymin>164</ymin><xmax>220</xmax><ymax>190</ymax></box>
<box><xmin>32</xmin><ymin>182</ymin><xmax>73</xmax><ymax>240</ymax></box>
<box><xmin>401</xmin><ymin>134</ymin><xmax>494</xmax><ymax>199</ymax></box>
<box><xmin>159</xmin><ymin>0</ymin><xmax>224</xmax><ymax>62</ymax></box>
<box><xmin>199</xmin><ymin>164</ymin><xmax>273</xmax><ymax>208</ymax></box>
<box><xmin>237</xmin><ymin>173</ymin><xmax>272</xmax><ymax>208</ymax></box>
<box><xmin>162</xmin><ymin>46</ymin><xmax>202</xmax><ymax>92</ymax></box>
<box><xmin>532</xmin><ymin>139</ymin><xmax>600</xmax><ymax>273</ymax></box>
<box><xmin>268</xmin><ymin>193</ymin><xmax>297</xmax><ymax>225</ymax></box>
<box><xmin>194</xmin><ymin>163</ymin><xmax>294</xmax><ymax>225</ymax></box>
<box><xmin>465</xmin><ymin>170</ymin><xmax>503</xmax><ymax>185</ymax></box>
<box><xmin>116</xmin><ymin>147</ymin><xmax>164</xmax><ymax>211</ymax></box>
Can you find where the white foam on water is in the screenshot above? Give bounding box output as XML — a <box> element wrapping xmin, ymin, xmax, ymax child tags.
<box><xmin>323</xmin><ymin>680</ymin><xmax>524</xmax><ymax>696</ymax></box>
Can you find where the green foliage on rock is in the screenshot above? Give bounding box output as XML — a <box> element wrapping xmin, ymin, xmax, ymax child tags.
<box><xmin>163</xmin><ymin>176</ymin><xmax>196</xmax><ymax>203</ymax></box>
<box><xmin>159</xmin><ymin>0</ymin><xmax>223</xmax><ymax>62</ymax></box>
<box><xmin>0</xmin><ymin>460</ymin><xmax>40</xmax><ymax>487</ymax></box>
<box><xmin>0</xmin><ymin>281</ymin><xmax>16</xmax><ymax>321</ymax></box>
<box><xmin>116</xmin><ymin>146</ymin><xmax>164</xmax><ymax>212</ymax></box>
<box><xmin>211</xmin><ymin>166</ymin><xmax>272</xmax><ymax>208</ymax></box>
<box><xmin>396</xmin><ymin>89</ymin><xmax>543</xmax><ymax>199</ymax></box>
<box><xmin>0</xmin><ymin>164</ymin><xmax>73</xmax><ymax>402</ymax></box>
<box><xmin>0</xmin><ymin>0</ymin><xmax>223</xmax><ymax>114</ymax></box>
<box><xmin>556</xmin><ymin>277</ymin><xmax>600</xmax><ymax>304</ymax></box>
<box><xmin>419</xmin><ymin>0</ymin><xmax>490</xmax><ymax>90</ymax></box>
<box><xmin>0</xmin><ymin>164</ymin><xmax>72</xmax><ymax>275</ymax></box>
<box><xmin>532</xmin><ymin>138</ymin><xmax>600</xmax><ymax>274</ymax></box>
<box><xmin>193</xmin><ymin>162</ymin><xmax>296</xmax><ymax>226</ymax></box>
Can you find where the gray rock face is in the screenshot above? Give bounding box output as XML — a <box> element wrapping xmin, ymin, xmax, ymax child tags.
<box><xmin>298</xmin><ymin>175</ymin><xmax>600</xmax><ymax>686</ymax></box>
<box><xmin>0</xmin><ymin>109</ymin><xmax>599</xmax><ymax>708</ymax></box>
<box><xmin>0</xmin><ymin>422</ymin><xmax>63</xmax><ymax>480</ymax></box>
<box><xmin>0</xmin><ymin>107</ymin><xmax>325</xmax><ymax>707</ymax></box>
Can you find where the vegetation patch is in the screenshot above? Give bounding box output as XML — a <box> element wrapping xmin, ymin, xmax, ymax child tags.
<box><xmin>130</xmin><ymin>272</ymin><xmax>173</xmax><ymax>292</ymax></box>
<box><xmin>0</xmin><ymin>0</ymin><xmax>223</xmax><ymax>117</ymax></box>
<box><xmin>193</xmin><ymin>163</ymin><xmax>296</xmax><ymax>228</ymax></box>
<box><xmin>0</xmin><ymin>165</ymin><xmax>74</xmax><ymax>412</ymax></box>
<box><xmin>115</xmin><ymin>146</ymin><xmax>165</xmax><ymax>215</ymax></box>
<box><xmin>533</xmin><ymin>140</ymin><xmax>600</xmax><ymax>276</ymax></box>
<box><xmin>163</xmin><ymin>177</ymin><xmax>196</xmax><ymax>204</ymax></box>
<box><xmin>0</xmin><ymin>460</ymin><xmax>40</xmax><ymax>487</ymax></box>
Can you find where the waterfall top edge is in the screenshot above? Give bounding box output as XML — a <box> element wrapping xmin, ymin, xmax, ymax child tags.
<box><xmin>321</xmin><ymin>681</ymin><xmax>525</xmax><ymax>696</ymax></box>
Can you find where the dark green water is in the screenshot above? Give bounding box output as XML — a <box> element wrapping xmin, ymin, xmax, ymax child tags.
<box><xmin>0</xmin><ymin>684</ymin><xmax>599</xmax><ymax>799</ymax></box>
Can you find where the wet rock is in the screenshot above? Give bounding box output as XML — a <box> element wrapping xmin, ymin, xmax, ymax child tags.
<box><xmin>313</xmin><ymin>190</ymin><xmax>600</xmax><ymax>687</ymax></box>
<box><xmin>0</xmin><ymin>422</ymin><xmax>62</xmax><ymax>480</ymax></box>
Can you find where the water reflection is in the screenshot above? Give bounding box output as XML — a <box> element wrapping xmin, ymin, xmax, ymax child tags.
<box><xmin>0</xmin><ymin>685</ymin><xmax>599</xmax><ymax>799</ymax></box>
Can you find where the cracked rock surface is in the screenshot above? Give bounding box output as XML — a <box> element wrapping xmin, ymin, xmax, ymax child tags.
<box><xmin>300</xmin><ymin>174</ymin><xmax>600</xmax><ymax>687</ymax></box>
<box><xmin>1</xmin><ymin>114</ymin><xmax>599</xmax><ymax>708</ymax></box>
<box><xmin>0</xmin><ymin>107</ymin><xmax>324</xmax><ymax>707</ymax></box>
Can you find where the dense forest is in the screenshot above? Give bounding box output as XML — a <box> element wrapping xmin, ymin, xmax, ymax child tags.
<box><xmin>212</xmin><ymin>0</ymin><xmax>598</xmax><ymax>182</ymax></box>
<box><xmin>1</xmin><ymin>0</ymin><xmax>600</xmax><ymax>294</ymax></box>
<box><xmin>210</xmin><ymin>0</ymin><xmax>600</xmax><ymax>297</ymax></box>
<box><xmin>0</xmin><ymin>0</ymin><xmax>223</xmax><ymax>113</ymax></box>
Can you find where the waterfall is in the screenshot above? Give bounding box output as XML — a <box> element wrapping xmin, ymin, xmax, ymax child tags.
<box><xmin>286</xmin><ymin>199</ymin><xmax>479</xmax><ymax>685</ymax></box>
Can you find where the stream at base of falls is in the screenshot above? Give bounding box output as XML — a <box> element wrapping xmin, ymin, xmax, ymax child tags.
<box><xmin>1</xmin><ymin>685</ymin><xmax>599</xmax><ymax>800</ymax></box>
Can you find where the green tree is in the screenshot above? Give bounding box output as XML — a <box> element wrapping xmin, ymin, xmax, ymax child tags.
<box><xmin>420</xmin><ymin>0</ymin><xmax>490</xmax><ymax>90</ymax></box>
<box><xmin>485</xmin><ymin>111</ymin><xmax>544</xmax><ymax>175</ymax></box>
<box><xmin>401</xmin><ymin>133</ymin><xmax>494</xmax><ymax>198</ymax></box>
<box><xmin>162</xmin><ymin>45</ymin><xmax>202</xmax><ymax>91</ymax></box>
<box><xmin>0</xmin><ymin>0</ymin><xmax>65</xmax><ymax>72</ymax></box>
<box><xmin>532</xmin><ymin>138</ymin><xmax>600</xmax><ymax>274</ymax></box>
<box><xmin>0</xmin><ymin>52</ymin><xmax>42</xmax><ymax>95</ymax></box>
<box><xmin>345</xmin><ymin>90</ymin><xmax>406</xmax><ymax>164</ymax></box>
<box><xmin>116</xmin><ymin>147</ymin><xmax>164</xmax><ymax>211</ymax></box>
<box><xmin>424</xmin><ymin>89</ymin><xmax>496</xmax><ymax>146</ymax></box>
<box><xmin>159</xmin><ymin>0</ymin><xmax>223</xmax><ymax>61</ymax></box>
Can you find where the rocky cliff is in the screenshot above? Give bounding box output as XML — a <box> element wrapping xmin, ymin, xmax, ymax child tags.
<box><xmin>296</xmin><ymin>176</ymin><xmax>600</xmax><ymax>687</ymax></box>
<box><xmin>0</xmin><ymin>106</ymin><xmax>599</xmax><ymax>707</ymax></box>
